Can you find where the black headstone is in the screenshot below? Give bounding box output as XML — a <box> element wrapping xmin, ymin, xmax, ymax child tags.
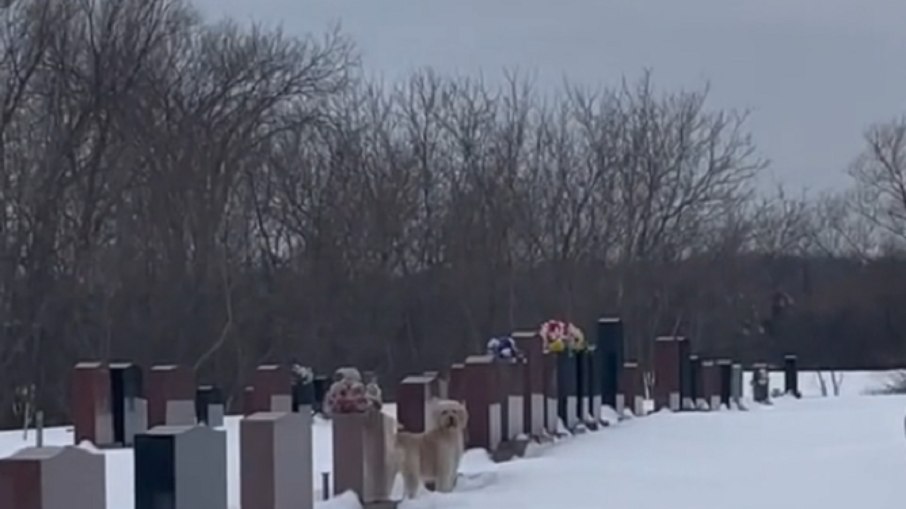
<box><xmin>312</xmin><ymin>376</ymin><xmax>329</xmax><ymax>414</ymax></box>
<box><xmin>783</xmin><ymin>355</ymin><xmax>800</xmax><ymax>397</ymax></box>
<box><xmin>557</xmin><ymin>352</ymin><xmax>579</xmax><ymax>429</ymax></box>
<box><xmin>575</xmin><ymin>351</ymin><xmax>586</xmax><ymax>421</ymax></box>
<box><xmin>596</xmin><ymin>318</ymin><xmax>624</xmax><ymax>408</ymax></box>
<box><xmin>109</xmin><ymin>362</ymin><xmax>145</xmax><ymax>446</ymax></box>
<box><xmin>292</xmin><ymin>380</ymin><xmax>315</xmax><ymax>412</ymax></box>
<box><xmin>683</xmin><ymin>355</ymin><xmax>702</xmax><ymax>407</ymax></box>
<box><xmin>718</xmin><ymin>360</ymin><xmax>733</xmax><ymax>407</ymax></box>
<box><xmin>134</xmin><ymin>425</ymin><xmax>227</xmax><ymax>509</ymax></box>
<box><xmin>587</xmin><ymin>345</ymin><xmax>602</xmax><ymax>421</ymax></box>
<box><xmin>195</xmin><ymin>385</ymin><xmax>224</xmax><ymax>426</ymax></box>
<box><xmin>135</xmin><ymin>433</ymin><xmax>176</xmax><ymax>509</ymax></box>
<box><xmin>681</xmin><ymin>354</ymin><xmax>697</xmax><ymax>409</ymax></box>
<box><xmin>677</xmin><ymin>343</ymin><xmax>692</xmax><ymax>409</ymax></box>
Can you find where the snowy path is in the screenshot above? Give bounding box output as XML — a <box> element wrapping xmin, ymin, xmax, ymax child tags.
<box><xmin>402</xmin><ymin>396</ymin><xmax>906</xmax><ymax>509</ymax></box>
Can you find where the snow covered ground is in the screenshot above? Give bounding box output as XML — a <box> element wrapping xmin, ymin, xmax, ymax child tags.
<box><xmin>1</xmin><ymin>369</ymin><xmax>904</xmax><ymax>509</ymax></box>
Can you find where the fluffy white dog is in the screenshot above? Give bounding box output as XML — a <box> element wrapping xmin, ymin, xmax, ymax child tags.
<box><xmin>394</xmin><ymin>399</ymin><xmax>468</xmax><ymax>498</ymax></box>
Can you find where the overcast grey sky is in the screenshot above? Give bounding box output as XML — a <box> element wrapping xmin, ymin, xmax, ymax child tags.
<box><xmin>192</xmin><ymin>0</ymin><xmax>906</xmax><ymax>192</ymax></box>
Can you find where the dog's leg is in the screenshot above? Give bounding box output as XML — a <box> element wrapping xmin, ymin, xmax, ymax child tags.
<box><xmin>442</xmin><ymin>469</ymin><xmax>457</xmax><ymax>493</ymax></box>
<box><xmin>434</xmin><ymin>455</ymin><xmax>456</xmax><ymax>493</ymax></box>
<box><xmin>402</xmin><ymin>464</ymin><xmax>420</xmax><ymax>499</ymax></box>
<box><xmin>433</xmin><ymin>468</ymin><xmax>450</xmax><ymax>492</ymax></box>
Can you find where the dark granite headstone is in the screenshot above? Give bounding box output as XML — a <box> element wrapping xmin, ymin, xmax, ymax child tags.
<box><xmin>0</xmin><ymin>445</ymin><xmax>106</xmax><ymax>509</ymax></box>
<box><xmin>195</xmin><ymin>386</ymin><xmax>224</xmax><ymax>427</ymax></box>
<box><xmin>448</xmin><ymin>364</ymin><xmax>466</xmax><ymax>403</ymax></box>
<box><xmin>700</xmin><ymin>360</ymin><xmax>721</xmax><ymax>410</ymax></box>
<box><xmin>618</xmin><ymin>362</ymin><xmax>645</xmax><ymax>416</ymax></box>
<box><xmin>586</xmin><ymin>345</ymin><xmax>602</xmax><ymax>424</ymax></box>
<box><xmin>147</xmin><ymin>365</ymin><xmax>195</xmax><ymax>428</ymax></box>
<box><xmin>312</xmin><ymin>376</ymin><xmax>329</xmax><ymax>415</ymax></box>
<box><xmin>134</xmin><ymin>425</ymin><xmax>227</xmax><ymax>509</ymax></box>
<box><xmin>556</xmin><ymin>352</ymin><xmax>579</xmax><ymax>430</ymax></box>
<box><xmin>109</xmin><ymin>362</ymin><xmax>146</xmax><ymax>446</ymax></box>
<box><xmin>242</xmin><ymin>386</ymin><xmax>255</xmax><ymax>416</ymax></box>
<box><xmin>72</xmin><ymin>362</ymin><xmax>114</xmax><ymax>447</ymax></box>
<box><xmin>575</xmin><ymin>351</ymin><xmax>587</xmax><ymax>424</ymax></box>
<box><xmin>463</xmin><ymin>355</ymin><xmax>503</xmax><ymax>451</ymax></box>
<box><xmin>292</xmin><ymin>380</ymin><xmax>315</xmax><ymax>413</ymax></box>
<box><xmin>684</xmin><ymin>355</ymin><xmax>701</xmax><ymax>410</ymax></box>
<box><xmin>596</xmin><ymin>318</ymin><xmax>624</xmax><ymax>408</ymax></box>
<box><xmin>718</xmin><ymin>360</ymin><xmax>733</xmax><ymax>408</ymax></box>
<box><xmin>731</xmin><ymin>363</ymin><xmax>744</xmax><ymax>407</ymax></box>
<box><xmin>653</xmin><ymin>336</ymin><xmax>689</xmax><ymax>411</ymax></box>
<box><xmin>251</xmin><ymin>365</ymin><xmax>293</xmax><ymax>414</ymax></box>
<box><xmin>784</xmin><ymin>355</ymin><xmax>800</xmax><ymax>398</ymax></box>
<box><xmin>397</xmin><ymin>375</ymin><xmax>433</xmax><ymax>433</ymax></box>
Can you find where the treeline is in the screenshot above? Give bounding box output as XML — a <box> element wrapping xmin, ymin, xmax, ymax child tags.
<box><xmin>1</xmin><ymin>0</ymin><xmax>905</xmax><ymax>427</ymax></box>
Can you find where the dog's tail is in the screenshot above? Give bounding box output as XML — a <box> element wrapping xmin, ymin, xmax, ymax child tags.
<box><xmin>395</xmin><ymin>430</ymin><xmax>420</xmax><ymax>449</ymax></box>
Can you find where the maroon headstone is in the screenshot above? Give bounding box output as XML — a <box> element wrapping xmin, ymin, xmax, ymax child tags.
<box><xmin>72</xmin><ymin>362</ymin><xmax>114</xmax><ymax>446</ymax></box>
<box><xmin>0</xmin><ymin>445</ymin><xmax>106</xmax><ymax>509</ymax></box>
<box><xmin>653</xmin><ymin>336</ymin><xmax>689</xmax><ymax>411</ymax></box>
<box><xmin>397</xmin><ymin>375</ymin><xmax>433</xmax><ymax>433</ymax></box>
<box><xmin>618</xmin><ymin>362</ymin><xmax>645</xmax><ymax>416</ymax></box>
<box><xmin>463</xmin><ymin>355</ymin><xmax>503</xmax><ymax>451</ymax></box>
<box><xmin>243</xmin><ymin>386</ymin><xmax>255</xmax><ymax>416</ymax></box>
<box><xmin>147</xmin><ymin>365</ymin><xmax>195</xmax><ymax>428</ymax></box>
<box><xmin>241</xmin><ymin>412</ymin><xmax>313</xmax><ymax>509</ymax></box>
<box><xmin>251</xmin><ymin>365</ymin><xmax>293</xmax><ymax>414</ymax></box>
<box><xmin>512</xmin><ymin>331</ymin><xmax>544</xmax><ymax>437</ymax></box>
<box><xmin>448</xmin><ymin>364</ymin><xmax>466</xmax><ymax>403</ymax></box>
<box><xmin>700</xmin><ymin>360</ymin><xmax>721</xmax><ymax>410</ymax></box>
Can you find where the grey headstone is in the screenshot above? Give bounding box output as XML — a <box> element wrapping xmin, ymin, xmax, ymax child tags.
<box><xmin>134</xmin><ymin>425</ymin><xmax>227</xmax><ymax>509</ymax></box>
<box><xmin>241</xmin><ymin>412</ymin><xmax>313</xmax><ymax>509</ymax></box>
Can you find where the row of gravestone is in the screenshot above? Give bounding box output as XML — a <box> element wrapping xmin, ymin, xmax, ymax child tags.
<box><xmin>393</xmin><ymin>320</ymin><xmax>624</xmax><ymax>463</ymax></box>
<box><xmin>0</xmin><ymin>362</ymin><xmax>364</xmax><ymax>509</ymax></box>
<box><xmin>0</xmin><ymin>318</ymin><xmax>802</xmax><ymax>509</ymax></box>
<box><xmin>652</xmin><ymin>336</ymin><xmax>801</xmax><ymax>411</ymax></box>
<box><xmin>394</xmin><ymin>318</ymin><xmax>802</xmax><ymax>463</ymax></box>
<box><xmin>66</xmin><ymin>362</ymin><xmax>326</xmax><ymax>449</ymax></box>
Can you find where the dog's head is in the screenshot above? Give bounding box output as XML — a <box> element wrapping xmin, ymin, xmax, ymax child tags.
<box><xmin>432</xmin><ymin>399</ymin><xmax>468</xmax><ymax>431</ymax></box>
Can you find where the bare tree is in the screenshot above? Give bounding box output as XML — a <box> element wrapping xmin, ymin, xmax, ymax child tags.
<box><xmin>1</xmin><ymin>0</ymin><xmax>905</xmax><ymax>428</ymax></box>
<box><xmin>848</xmin><ymin>117</ymin><xmax>906</xmax><ymax>244</ymax></box>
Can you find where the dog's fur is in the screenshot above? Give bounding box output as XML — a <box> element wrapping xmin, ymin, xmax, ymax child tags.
<box><xmin>395</xmin><ymin>399</ymin><xmax>468</xmax><ymax>498</ymax></box>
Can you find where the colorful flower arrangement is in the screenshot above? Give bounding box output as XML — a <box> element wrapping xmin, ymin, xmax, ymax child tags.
<box><xmin>324</xmin><ymin>367</ymin><xmax>370</xmax><ymax>415</ymax></box>
<box><xmin>486</xmin><ymin>335</ymin><xmax>520</xmax><ymax>360</ymax></box>
<box><xmin>538</xmin><ymin>319</ymin><xmax>586</xmax><ymax>353</ymax></box>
